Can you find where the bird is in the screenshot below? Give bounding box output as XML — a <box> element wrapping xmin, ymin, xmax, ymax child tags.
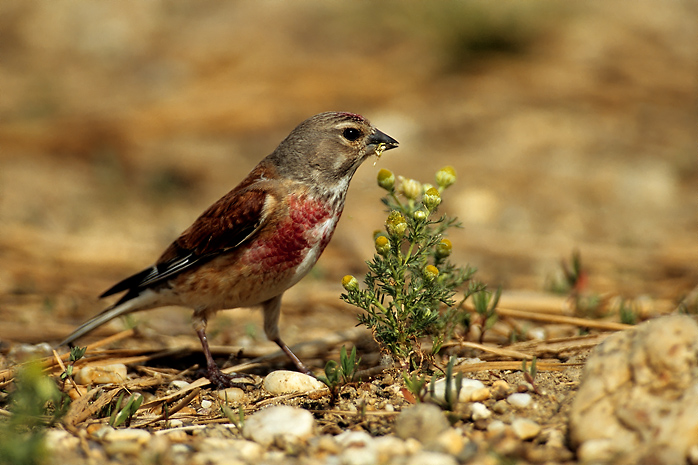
<box><xmin>59</xmin><ymin>111</ymin><xmax>399</xmax><ymax>388</ymax></box>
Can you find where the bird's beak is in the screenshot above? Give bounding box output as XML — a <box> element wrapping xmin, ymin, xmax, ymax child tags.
<box><xmin>369</xmin><ymin>129</ymin><xmax>399</xmax><ymax>151</ymax></box>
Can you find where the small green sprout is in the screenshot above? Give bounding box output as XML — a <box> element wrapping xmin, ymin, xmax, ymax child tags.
<box><xmin>318</xmin><ymin>346</ymin><xmax>361</xmax><ymax>402</ymax></box>
<box><xmin>521</xmin><ymin>356</ymin><xmax>539</xmax><ymax>394</ymax></box>
<box><xmin>402</xmin><ymin>371</ymin><xmax>429</xmax><ymax>403</ymax></box>
<box><xmin>109</xmin><ymin>392</ymin><xmax>143</xmax><ymax>428</ymax></box>
<box><xmin>428</xmin><ymin>355</ymin><xmax>463</xmax><ymax>411</ymax></box>
<box><xmin>60</xmin><ymin>346</ymin><xmax>87</xmax><ymax>383</ymax></box>
<box><xmin>221</xmin><ymin>404</ymin><xmax>245</xmax><ymax>429</ymax></box>
<box><xmin>471</xmin><ymin>285</ymin><xmax>501</xmax><ymax>344</ymax></box>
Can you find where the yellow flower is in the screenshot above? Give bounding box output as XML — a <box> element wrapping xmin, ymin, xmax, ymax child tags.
<box><xmin>377</xmin><ymin>169</ymin><xmax>395</xmax><ymax>191</ymax></box>
<box><xmin>436</xmin><ymin>166</ymin><xmax>456</xmax><ymax>189</ymax></box>
<box><xmin>423</xmin><ymin>187</ymin><xmax>442</xmax><ymax>211</ymax></box>
<box><xmin>400</xmin><ymin>177</ymin><xmax>422</xmax><ymax>200</ymax></box>
<box><xmin>435</xmin><ymin>239</ymin><xmax>452</xmax><ymax>259</ymax></box>
<box><xmin>342</xmin><ymin>275</ymin><xmax>359</xmax><ymax>292</ymax></box>
<box><xmin>424</xmin><ymin>265</ymin><xmax>440</xmax><ymax>282</ymax></box>
<box><xmin>386</xmin><ymin>211</ymin><xmax>407</xmax><ymax>238</ymax></box>
<box><xmin>375</xmin><ymin>235</ymin><xmax>391</xmax><ymax>256</ymax></box>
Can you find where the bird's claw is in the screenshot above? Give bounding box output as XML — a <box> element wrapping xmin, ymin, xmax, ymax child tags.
<box><xmin>206</xmin><ymin>368</ymin><xmax>257</xmax><ymax>390</ymax></box>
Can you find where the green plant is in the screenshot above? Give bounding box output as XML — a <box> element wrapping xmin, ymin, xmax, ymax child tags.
<box><xmin>108</xmin><ymin>391</ymin><xmax>143</xmax><ymax>428</ymax></box>
<box><xmin>471</xmin><ymin>284</ymin><xmax>502</xmax><ymax>343</ymax></box>
<box><xmin>318</xmin><ymin>346</ymin><xmax>361</xmax><ymax>401</ymax></box>
<box><xmin>429</xmin><ymin>355</ymin><xmax>463</xmax><ymax>411</ymax></box>
<box><xmin>0</xmin><ymin>361</ymin><xmax>68</xmax><ymax>465</ymax></box>
<box><xmin>59</xmin><ymin>346</ymin><xmax>86</xmax><ymax>387</ymax></box>
<box><xmin>521</xmin><ymin>356</ymin><xmax>539</xmax><ymax>394</ymax></box>
<box><xmin>341</xmin><ymin>167</ymin><xmax>483</xmax><ymax>369</ymax></box>
<box><xmin>220</xmin><ymin>404</ymin><xmax>245</xmax><ymax>429</ymax></box>
<box><xmin>402</xmin><ymin>371</ymin><xmax>430</xmax><ymax>404</ymax></box>
<box><xmin>547</xmin><ymin>249</ymin><xmax>584</xmax><ymax>295</ymax></box>
<box><xmin>547</xmin><ymin>250</ymin><xmax>604</xmax><ymax>318</ymax></box>
<box><xmin>618</xmin><ymin>298</ymin><xmax>638</xmax><ymax>325</ymax></box>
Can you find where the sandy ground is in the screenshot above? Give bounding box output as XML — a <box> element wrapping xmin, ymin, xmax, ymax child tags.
<box><xmin>0</xmin><ymin>1</ymin><xmax>696</xmax><ymax>461</ymax></box>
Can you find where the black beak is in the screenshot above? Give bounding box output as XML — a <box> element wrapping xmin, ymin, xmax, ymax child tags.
<box><xmin>369</xmin><ymin>129</ymin><xmax>399</xmax><ymax>150</ymax></box>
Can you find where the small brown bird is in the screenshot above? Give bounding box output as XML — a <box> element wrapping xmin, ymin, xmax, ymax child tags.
<box><xmin>60</xmin><ymin>112</ymin><xmax>398</xmax><ymax>387</ymax></box>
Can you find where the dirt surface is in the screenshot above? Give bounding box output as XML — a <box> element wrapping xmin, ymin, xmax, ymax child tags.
<box><xmin>0</xmin><ymin>1</ymin><xmax>696</xmax><ymax>463</ymax></box>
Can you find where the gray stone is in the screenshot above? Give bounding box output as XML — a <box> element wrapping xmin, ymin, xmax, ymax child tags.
<box><xmin>569</xmin><ymin>315</ymin><xmax>698</xmax><ymax>464</ymax></box>
<box><xmin>395</xmin><ymin>403</ymin><xmax>450</xmax><ymax>444</ymax></box>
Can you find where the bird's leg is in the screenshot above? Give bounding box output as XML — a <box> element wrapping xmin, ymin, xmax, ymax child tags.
<box><xmin>272</xmin><ymin>336</ymin><xmax>312</xmax><ymax>375</ymax></box>
<box><xmin>193</xmin><ymin>314</ymin><xmax>255</xmax><ymax>389</ymax></box>
<box><xmin>262</xmin><ymin>295</ymin><xmax>313</xmax><ymax>375</ymax></box>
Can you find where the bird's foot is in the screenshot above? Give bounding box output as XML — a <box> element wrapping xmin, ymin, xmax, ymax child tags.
<box><xmin>206</xmin><ymin>367</ymin><xmax>256</xmax><ymax>390</ymax></box>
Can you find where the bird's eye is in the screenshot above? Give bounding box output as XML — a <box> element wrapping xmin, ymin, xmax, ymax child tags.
<box><xmin>342</xmin><ymin>127</ymin><xmax>362</xmax><ymax>141</ymax></box>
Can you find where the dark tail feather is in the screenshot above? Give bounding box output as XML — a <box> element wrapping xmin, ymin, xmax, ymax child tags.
<box><xmin>57</xmin><ymin>290</ymin><xmax>159</xmax><ymax>347</ymax></box>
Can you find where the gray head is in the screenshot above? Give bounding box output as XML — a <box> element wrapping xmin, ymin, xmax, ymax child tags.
<box><xmin>268</xmin><ymin>112</ymin><xmax>399</xmax><ymax>186</ymax></box>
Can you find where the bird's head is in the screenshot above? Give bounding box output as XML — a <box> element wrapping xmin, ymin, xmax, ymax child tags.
<box><xmin>271</xmin><ymin>112</ymin><xmax>399</xmax><ymax>186</ymax></box>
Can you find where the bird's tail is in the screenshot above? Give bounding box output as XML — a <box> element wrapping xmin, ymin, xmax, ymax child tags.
<box><xmin>58</xmin><ymin>289</ymin><xmax>160</xmax><ymax>347</ymax></box>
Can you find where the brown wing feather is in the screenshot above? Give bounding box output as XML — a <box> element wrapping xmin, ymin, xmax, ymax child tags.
<box><xmin>101</xmin><ymin>164</ymin><xmax>275</xmax><ymax>299</ymax></box>
<box><xmin>158</xmin><ymin>187</ymin><xmax>268</xmax><ymax>263</ymax></box>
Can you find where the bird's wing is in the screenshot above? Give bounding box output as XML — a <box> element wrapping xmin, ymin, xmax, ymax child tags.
<box><xmin>100</xmin><ymin>186</ymin><xmax>272</xmax><ymax>300</ymax></box>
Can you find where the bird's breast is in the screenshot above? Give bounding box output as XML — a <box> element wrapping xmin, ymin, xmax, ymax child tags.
<box><xmin>173</xmin><ymin>193</ymin><xmax>345</xmax><ymax>310</ymax></box>
<box><xmin>243</xmin><ymin>192</ymin><xmax>344</xmax><ymax>279</ymax></box>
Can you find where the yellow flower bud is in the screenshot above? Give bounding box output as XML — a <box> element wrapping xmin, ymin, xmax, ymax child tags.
<box><xmin>400</xmin><ymin>177</ymin><xmax>422</xmax><ymax>200</ymax></box>
<box><xmin>424</xmin><ymin>265</ymin><xmax>440</xmax><ymax>282</ymax></box>
<box><xmin>377</xmin><ymin>169</ymin><xmax>395</xmax><ymax>191</ymax></box>
<box><xmin>435</xmin><ymin>239</ymin><xmax>452</xmax><ymax>259</ymax></box>
<box><xmin>385</xmin><ymin>211</ymin><xmax>407</xmax><ymax>238</ymax></box>
<box><xmin>436</xmin><ymin>166</ymin><xmax>456</xmax><ymax>189</ymax></box>
<box><xmin>374</xmin><ymin>235</ymin><xmax>391</xmax><ymax>256</ymax></box>
<box><xmin>413</xmin><ymin>210</ymin><xmax>427</xmax><ymax>222</ymax></box>
<box><xmin>423</xmin><ymin>187</ymin><xmax>442</xmax><ymax>211</ymax></box>
<box><xmin>342</xmin><ymin>275</ymin><xmax>359</xmax><ymax>292</ymax></box>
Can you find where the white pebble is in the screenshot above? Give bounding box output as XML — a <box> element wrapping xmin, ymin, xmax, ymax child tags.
<box><xmin>336</xmin><ymin>432</ymin><xmax>379</xmax><ymax>465</ymax></box>
<box><xmin>470</xmin><ymin>402</ymin><xmax>492</xmax><ymax>421</ymax></box>
<box><xmin>335</xmin><ymin>430</ymin><xmax>374</xmax><ymax>448</ymax></box>
<box><xmin>262</xmin><ymin>370</ymin><xmax>326</xmax><ymax>395</ymax></box>
<box><xmin>103</xmin><ymin>428</ymin><xmax>152</xmax><ymax>444</ymax></box>
<box><xmin>374</xmin><ymin>435</ymin><xmax>409</xmax><ymax>459</ymax></box>
<box><xmin>406</xmin><ymin>451</ymin><xmax>458</xmax><ymax>465</ymax></box>
<box><xmin>8</xmin><ymin>342</ymin><xmax>53</xmax><ymax>362</ymax></box>
<box><xmin>511</xmin><ymin>418</ymin><xmax>541</xmax><ymax>440</ymax></box>
<box><xmin>169</xmin><ymin>380</ymin><xmax>191</xmax><ymax>390</ymax></box>
<box><xmin>487</xmin><ymin>419</ymin><xmax>507</xmax><ymax>434</ymax></box>
<box><xmin>430</xmin><ymin>378</ymin><xmax>486</xmax><ymax>403</ymax></box>
<box><xmin>74</xmin><ymin>364</ymin><xmax>128</xmax><ymax>385</ymax></box>
<box><xmin>507</xmin><ymin>392</ymin><xmax>532</xmax><ymax>408</ymax></box>
<box><xmin>102</xmin><ymin>428</ymin><xmax>152</xmax><ymax>456</ymax></box>
<box><xmin>44</xmin><ymin>430</ymin><xmax>80</xmax><ymax>452</ymax></box>
<box><xmin>430</xmin><ymin>428</ymin><xmax>465</xmax><ymax>455</ymax></box>
<box><xmin>577</xmin><ymin>439</ymin><xmax>617</xmax><ymax>463</ymax></box>
<box><xmin>200</xmin><ymin>399</ymin><xmax>213</xmax><ymax>409</ymax></box>
<box><xmin>196</xmin><ymin>438</ymin><xmax>263</xmax><ymax>462</ymax></box>
<box><xmin>242</xmin><ymin>405</ymin><xmax>315</xmax><ymax>446</ymax></box>
<box><xmin>216</xmin><ymin>387</ymin><xmax>246</xmax><ymax>404</ymax></box>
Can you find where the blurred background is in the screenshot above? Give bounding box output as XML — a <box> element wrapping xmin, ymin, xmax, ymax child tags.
<box><xmin>0</xmin><ymin>1</ymin><xmax>696</xmax><ymax>349</ymax></box>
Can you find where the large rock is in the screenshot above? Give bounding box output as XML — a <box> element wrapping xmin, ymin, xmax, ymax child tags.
<box><xmin>569</xmin><ymin>314</ymin><xmax>698</xmax><ymax>465</ymax></box>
